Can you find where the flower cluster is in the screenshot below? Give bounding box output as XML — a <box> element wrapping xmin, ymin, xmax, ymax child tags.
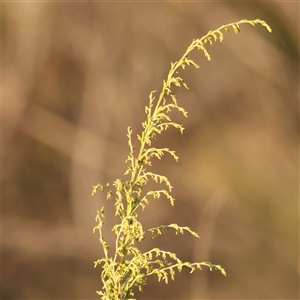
<box><xmin>92</xmin><ymin>19</ymin><xmax>271</xmax><ymax>300</ymax></box>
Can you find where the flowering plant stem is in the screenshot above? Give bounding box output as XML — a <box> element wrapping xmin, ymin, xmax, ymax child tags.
<box><xmin>91</xmin><ymin>19</ymin><xmax>272</xmax><ymax>300</ymax></box>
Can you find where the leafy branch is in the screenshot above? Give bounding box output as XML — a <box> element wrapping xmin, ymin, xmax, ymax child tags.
<box><xmin>91</xmin><ymin>19</ymin><xmax>272</xmax><ymax>300</ymax></box>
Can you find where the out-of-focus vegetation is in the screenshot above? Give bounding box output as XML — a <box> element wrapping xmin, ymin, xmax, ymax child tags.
<box><xmin>2</xmin><ymin>2</ymin><xmax>299</xmax><ymax>299</ymax></box>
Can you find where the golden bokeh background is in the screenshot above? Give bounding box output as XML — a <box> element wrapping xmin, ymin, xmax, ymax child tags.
<box><xmin>2</xmin><ymin>1</ymin><xmax>299</xmax><ymax>299</ymax></box>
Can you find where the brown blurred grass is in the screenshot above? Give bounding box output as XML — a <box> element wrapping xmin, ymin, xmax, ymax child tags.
<box><xmin>2</xmin><ymin>2</ymin><xmax>299</xmax><ymax>299</ymax></box>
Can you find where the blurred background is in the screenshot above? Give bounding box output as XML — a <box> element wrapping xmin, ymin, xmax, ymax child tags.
<box><xmin>2</xmin><ymin>1</ymin><xmax>299</xmax><ymax>299</ymax></box>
